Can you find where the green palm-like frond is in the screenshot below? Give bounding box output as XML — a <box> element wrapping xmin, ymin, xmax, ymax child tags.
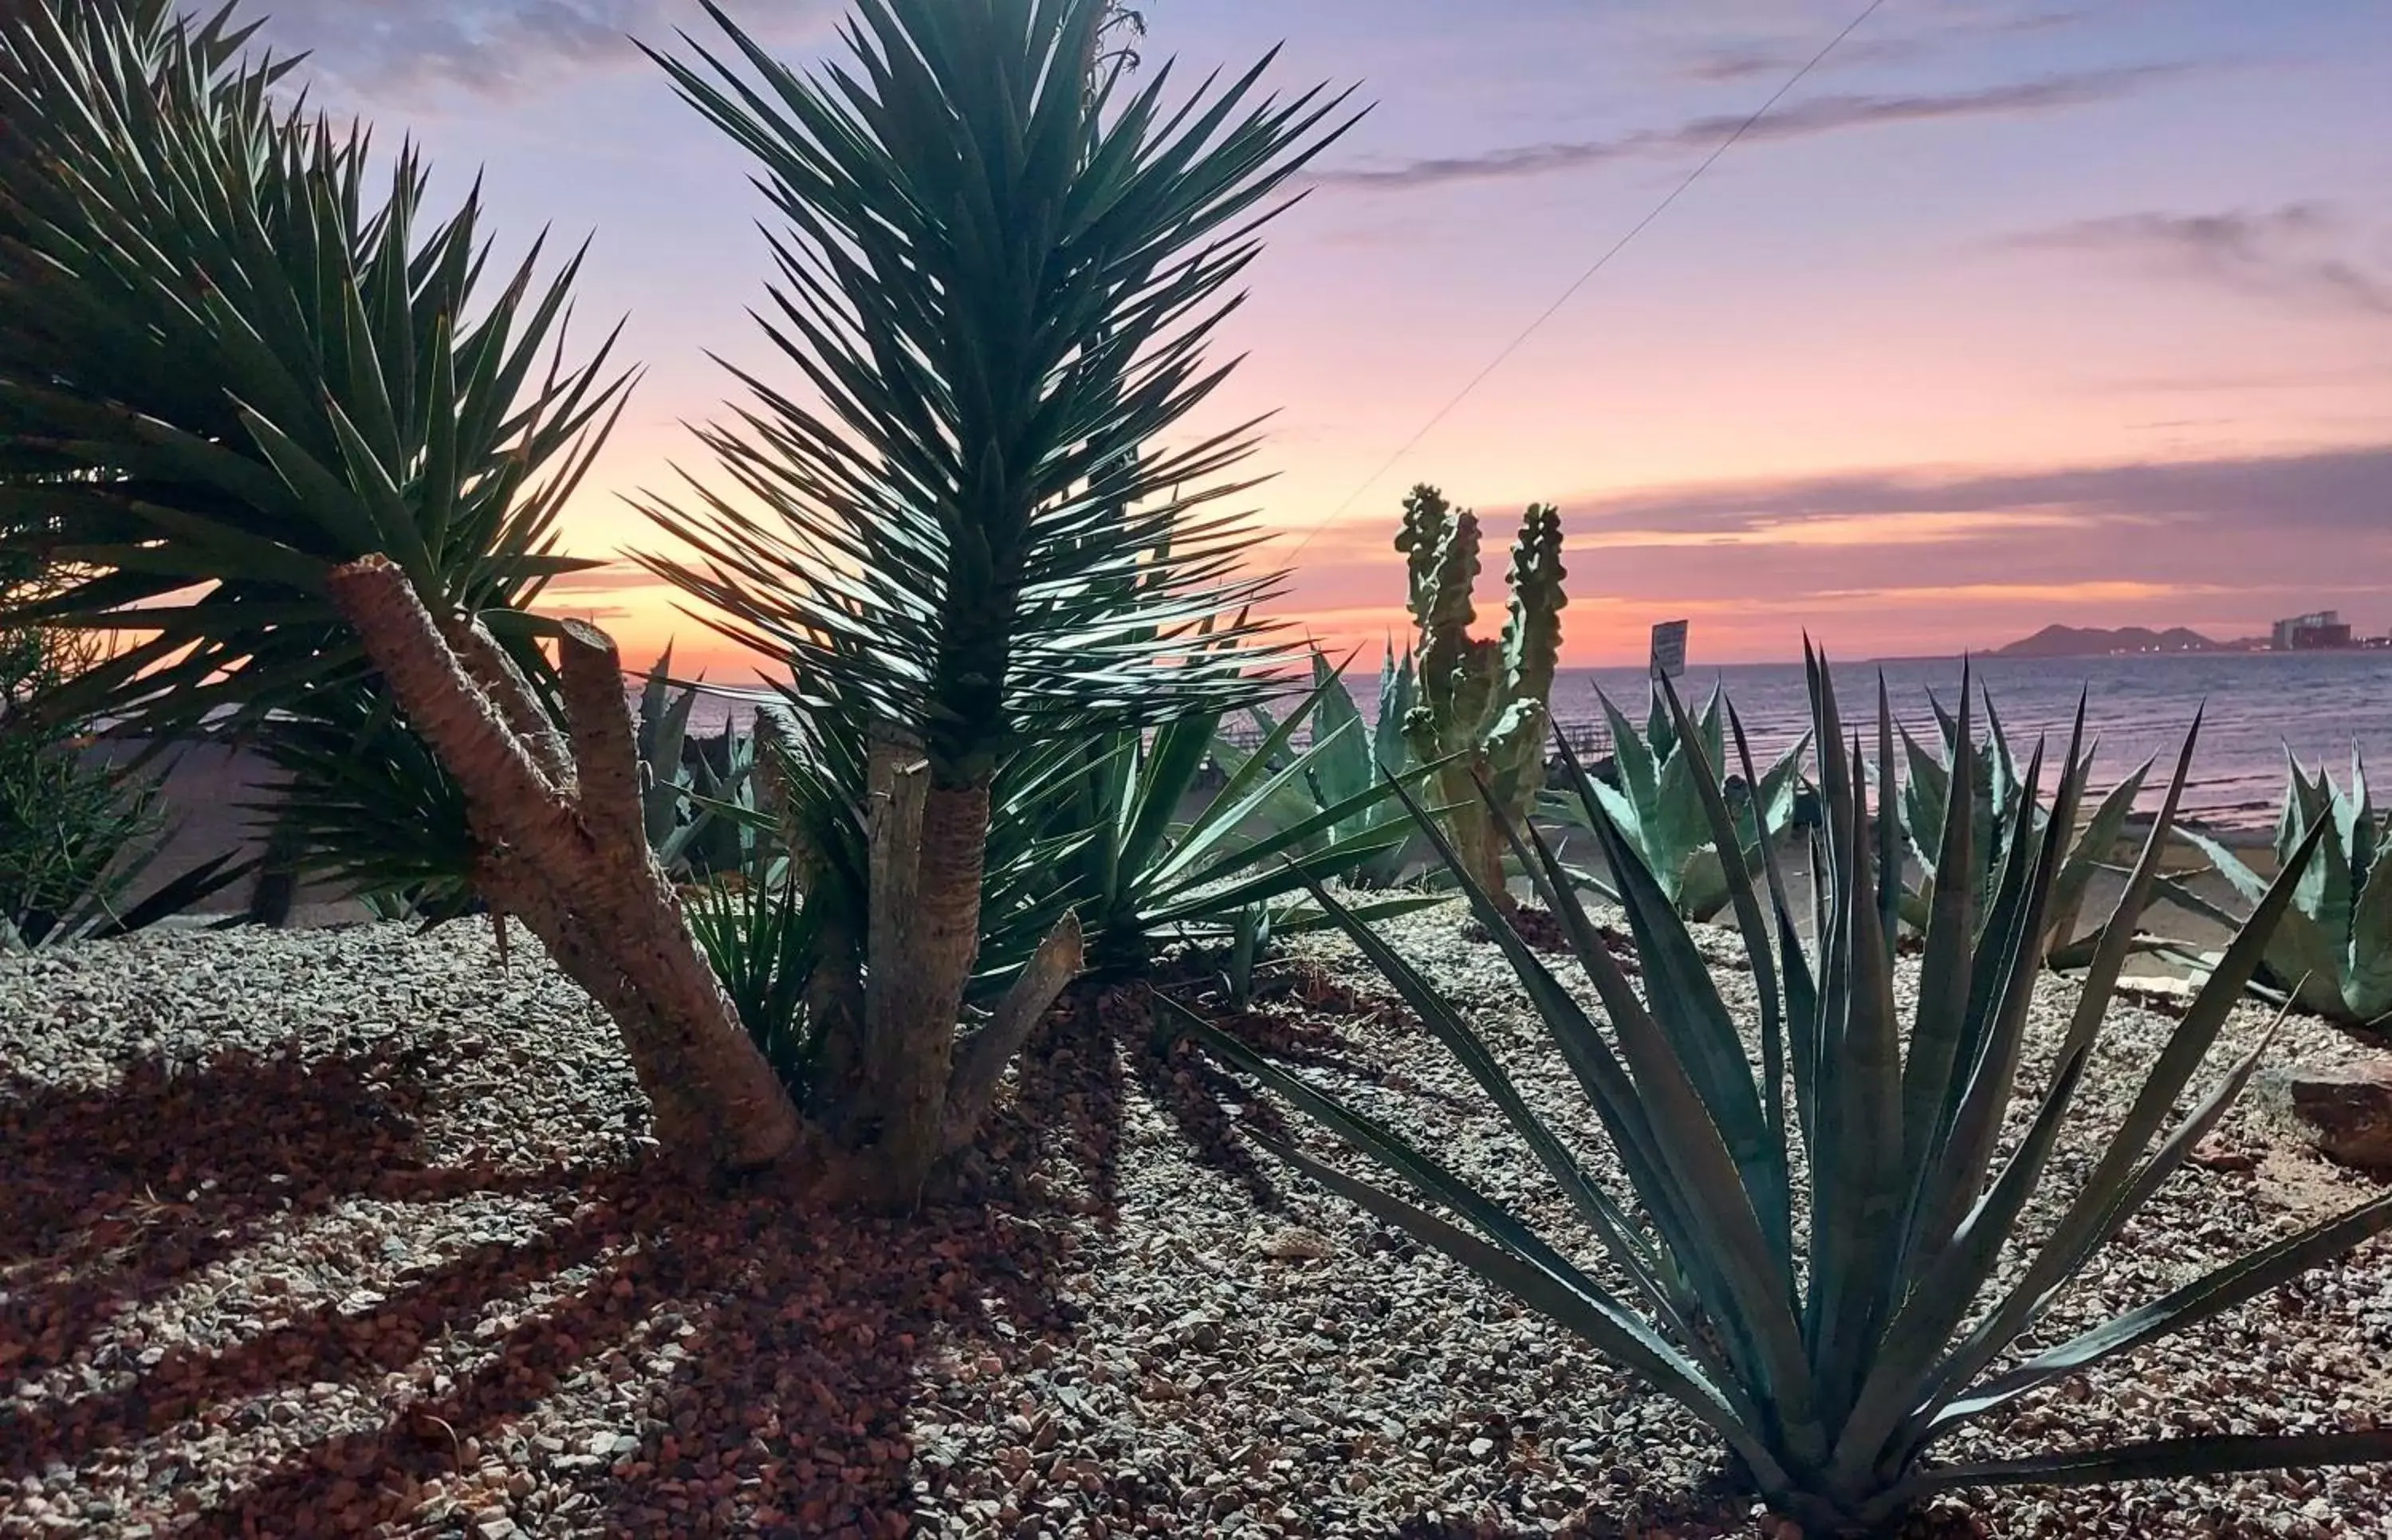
<box><xmin>631</xmin><ymin>0</ymin><xmax>1360</xmax><ymax>783</ymax></box>
<box><xmin>0</xmin><ymin>0</ymin><xmax>630</xmax><ymax>890</ymax></box>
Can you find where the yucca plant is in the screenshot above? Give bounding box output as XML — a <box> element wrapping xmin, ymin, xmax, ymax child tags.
<box><xmin>632</xmin><ymin>0</ymin><xmax>1358</xmax><ymax>1204</ymax></box>
<box><xmin>694</xmin><ymin>662</ymin><xmax>1426</xmax><ymax>1106</ymax></box>
<box><xmin>0</xmin><ymin>0</ymin><xmax>802</xmax><ymax>1173</ymax></box>
<box><xmin>1552</xmin><ymin>682</ymin><xmax>1808</xmax><ymax>922</ymax></box>
<box><xmin>2158</xmin><ymin>751</ymin><xmax>2391</xmax><ymax>1028</ymax></box>
<box><xmin>690</xmin><ymin>674</ymin><xmax>1089</xmax><ymax>1089</ymax></box>
<box><xmin>1895</xmin><ymin>684</ymin><xmax>2149</xmax><ymax>970</ymax></box>
<box><xmin>1177</xmin><ymin>657</ymin><xmax>2392</xmax><ymax>1534</ymax></box>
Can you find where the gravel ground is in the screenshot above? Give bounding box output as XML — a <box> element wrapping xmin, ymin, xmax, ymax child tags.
<box><xmin>2</xmin><ymin>911</ymin><xmax>2389</xmax><ymax>1538</ymax></box>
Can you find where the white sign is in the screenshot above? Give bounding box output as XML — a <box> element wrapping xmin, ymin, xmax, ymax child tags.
<box><xmin>1649</xmin><ymin>619</ymin><xmax>1689</xmax><ymax>680</ymax></box>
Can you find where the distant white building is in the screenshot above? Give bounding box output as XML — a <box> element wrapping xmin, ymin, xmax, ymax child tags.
<box><xmin>2272</xmin><ymin>611</ymin><xmax>2353</xmax><ymax>650</ymax></box>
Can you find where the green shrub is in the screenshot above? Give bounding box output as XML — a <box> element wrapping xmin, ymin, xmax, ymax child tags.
<box><xmin>0</xmin><ymin>713</ymin><xmax>168</xmax><ymax>949</ymax></box>
<box><xmin>1</xmin><ymin>549</ymin><xmax>246</xmax><ymax>948</ymax></box>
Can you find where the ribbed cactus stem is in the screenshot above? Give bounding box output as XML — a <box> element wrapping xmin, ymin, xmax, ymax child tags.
<box><xmin>1486</xmin><ymin>501</ymin><xmax>1567</xmax><ymax>803</ymax></box>
<box><xmin>1394</xmin><ymin>485</ymin><xmax>1567</xmax><ymax>907</ymax></box>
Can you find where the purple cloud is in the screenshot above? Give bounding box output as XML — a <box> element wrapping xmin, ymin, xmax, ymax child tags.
<box><xmin>1313</xmin><ymin>65</ymin><xmax>2189</xmax><ymax>192</ymax></box>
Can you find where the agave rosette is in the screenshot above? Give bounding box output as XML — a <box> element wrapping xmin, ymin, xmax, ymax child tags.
<box><xmin>1175</xmin><ymin>653</ymin><xmax>2392</xmax><ymax>1533</ymax></box>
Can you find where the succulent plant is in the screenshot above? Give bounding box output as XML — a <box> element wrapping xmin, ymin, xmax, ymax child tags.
<box><xmin>1395</xmin><ymin>485</ymin><xmax>1565</xmax><ymax>906</ymax></box>
<box><xmin>633</xmin><ymin>650</ymin><xmax>765</xmax><ymax>881</ymax></box>
<box><xmin>2159</xmin><ymin>750</ymin><xmax>2391</xmax><ymax>1027</ymax></box>
<box><xmin>1552</xmin><ymin>682</ymin><xmax>1808</xmax><ymax>922</ymax></box>
<box><xmin>1176</xmin><ymin>658</ymin><xmax>2392</xmax><ymax>1534</ymax></box>
<box><xmin>1230</xmin><ymin>643</ymin><xmax>1424</xmax><ymax>889</ymax></box>
<box><xmin>1894</xmin><ymin>684</ymin><xmax>2149</xmax><ymax>970</ymax></box>
<box><xmin>1031</xmin><ymin>666</ymin><xmax>1437</xmax><ymax>977</ymax></box>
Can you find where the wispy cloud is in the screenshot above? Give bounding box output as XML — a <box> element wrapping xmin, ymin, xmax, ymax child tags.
<box><xmin>251</xmin><ymin>1</ymin><xmax>832</xmax><ymax>103</ymax></box>
<box><xmin>1313</xmin><ymin>65</ymin><xmax>2186</xmax><ymax>193</ymax></box>
<box><xmin>538</xmin><ymin>564</ymin><xmax>675</xmax><ymax>595</ymax></box>
<box><xmin>1678</xmin><ymin>36</ymin><xmax>1926</xmax><ymax>84</ymax></box>
<box><xmin>2089</xmin><ymin>364</ymin><xmax>2392</xmax><ymax>395</ymax></box>
<box><xmin>2009</xmin><ymin>203</ymin><xmax>2392</xmax><ymax>319</ymax></box>
<box><xmin>1271</xmin><ymin>443</ymin><xmax>2392</xmax><ymax>659</ymax></box>
<box><xmin>1678</xmin><ymin>8</ymin><xmax>2083</xmax><ymax>83</ymax></box>
<box><xmin>1558</xmin><ymin>442</ymin><xmax>2392</xmax><ymax>539</ymax></box>
<box><xmin>1566</xmin><ymin>509</ymin><xmax>2096</xmax><ymax>549</ymax></box>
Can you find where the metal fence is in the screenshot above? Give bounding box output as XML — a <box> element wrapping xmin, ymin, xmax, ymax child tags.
<box><xmin>1210</xmin><ymin>713</ymin><xmax>1615</xmax><ymax>768</ymax></box>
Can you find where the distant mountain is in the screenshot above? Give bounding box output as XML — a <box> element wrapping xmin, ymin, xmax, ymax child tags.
<box><xmin>1996</xmin><ymin>624</ymin><xmax>2223</xmax><ymax>659</ymax></box>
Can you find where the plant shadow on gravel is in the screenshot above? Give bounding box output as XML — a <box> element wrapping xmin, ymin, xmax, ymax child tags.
<box><xmin>0</xmin><ymin>1036</ymin><xmax>564</xmax><ymax>1381</ymax></box>
<box><xmin>970</xmin><ymin>958</ymin><xmax>1426</xmax><ymax>1216</ymax></box>
<box><xmin>0</xmin><ymin>1036</ymin><xmax>1084</xmax><ymax>1539</ymax></box>
<box><xmin>996</xmin><ymin>958</ymin><xmax>1459</xmax><ymax>1218</ymax></box>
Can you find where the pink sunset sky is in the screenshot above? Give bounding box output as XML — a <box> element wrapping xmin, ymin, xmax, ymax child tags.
<box><xmin>251</xmin><ymin>0</ymin><xmax>2392</xmax><ymax>672</ymax></box>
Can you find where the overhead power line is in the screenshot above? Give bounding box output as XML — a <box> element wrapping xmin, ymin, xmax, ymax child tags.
<box><xmin>1280</xmin><ymin>0</ymin><xmax>1890</xmax><ymax>561</ymax></box>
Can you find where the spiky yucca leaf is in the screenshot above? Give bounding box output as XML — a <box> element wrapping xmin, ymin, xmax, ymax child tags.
<box><xmin>0</xmin><ymin>0</ymin><xmax>629</xmax><ymax>897</ymax></box>
<box><xmin>1176</xmin><ymin>655</ymin><xmax>2392</xmax><ymax>1534</ymax></box>
<box><xmin>632</xmin><ymin>0</ymin><xmax>1360</xmax><ymax>786</ymax></box>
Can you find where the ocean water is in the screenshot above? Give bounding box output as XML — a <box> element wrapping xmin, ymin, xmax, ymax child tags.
<box><xmin>665</xmin><ymin>650</ymin><xmax>2392</xmax><ymax>832</ymax></box>
<box><xmin>1558</xmin><ymin>652</ymin><xmax>2392</xmax><ymax>831</ymax></box>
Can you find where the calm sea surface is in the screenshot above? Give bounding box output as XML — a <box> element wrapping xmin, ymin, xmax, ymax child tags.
<box><xmin>1560</xmin><ymin>652</ymin><xmax>2392</xmax><ymax>831</ymax></box>
<box><xmin>670</xmin><ymin>651</ymin><xmax>2392</xmax><ymax>831</ymax></box>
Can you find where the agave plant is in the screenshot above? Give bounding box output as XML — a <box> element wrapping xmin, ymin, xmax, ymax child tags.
<box><xmin>1225</xmin><ymin>644</ymin><xmax>1424</xmax><ymax>890</ymax></box>
<box><xmin>1553</xmin><ymin>682</ymin><xmax>1808</xmax><ymax>922</ymax></box>
<box><xmin>635</xmin><ymin>649</ymin><xmax>705</xmax><ymax>865</ymax></box>
<box><xmin>632</xmin><ymin>0</ymin><xmax>1358</xmax><ymax>1203</ymax></box>
<box><xmin>1895</xmin><ymin>684</ymin><xmax>2149</xmax><ymax>970</ymax></box>
<box><xmin>631</xmin><ymin>650</ymin><xmax>766</xmax><ymax>881</ymax></box>
<box><xmin>1029</xmin><ymin>667</ymin><xmax>1436</xmax><ymax>977</ymax></box>
<box><xmin>2158</xmin><ymin>751</ymin><xmax>2391</xmax><ymax>1027</ymax></box>
<box><xmin>1176</xmin><ymin>655</ymin><xmax>2392</xmax><ymax>1534</ymax></box>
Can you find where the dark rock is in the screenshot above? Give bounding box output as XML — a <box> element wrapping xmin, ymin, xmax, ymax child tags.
<box><xmin>2290</xmin><ymin>1058</ymin><xmax>2392</xmax><ymax>1169</ymax></box>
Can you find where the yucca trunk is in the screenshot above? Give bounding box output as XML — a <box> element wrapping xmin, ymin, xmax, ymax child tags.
<box><xmin>855</xmin><ymin>732</ymin><xmax>992</xmax><ymax>1209</ymax></box>
<box><xmin>328</xmin><ymin>556</ymin><xmax>804</xmax><ymax>1175</ymax></box>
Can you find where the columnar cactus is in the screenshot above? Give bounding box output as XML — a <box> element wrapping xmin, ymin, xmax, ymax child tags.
<box><xmin>1395</xmin><ymin>485</ymin><xmax>1567</xmax><ymax>905</ymax></box>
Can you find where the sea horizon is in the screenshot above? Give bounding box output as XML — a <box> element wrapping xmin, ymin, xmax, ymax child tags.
<box><xmin>658</xmin><ymin>648</ymin><xmax>2390</xmax><ymax>834</ymax></box>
